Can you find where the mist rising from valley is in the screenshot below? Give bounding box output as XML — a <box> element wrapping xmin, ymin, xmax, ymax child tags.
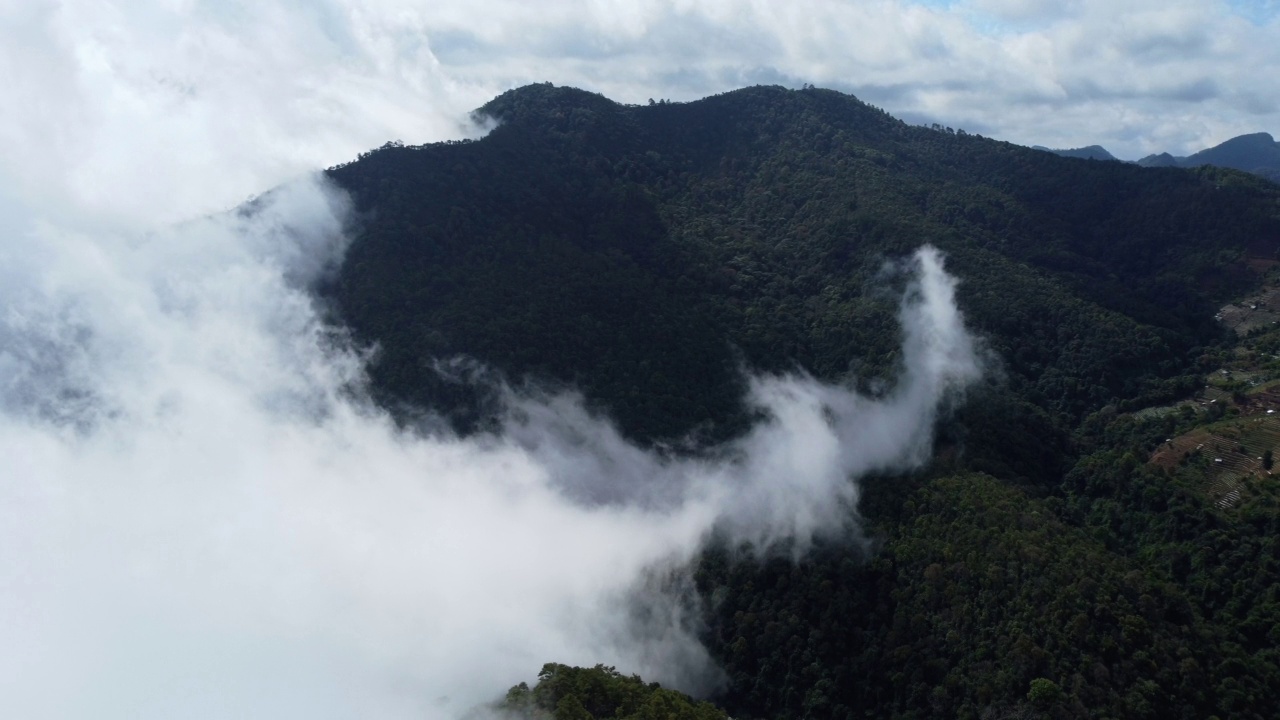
<box><xmin>0</xmin><ymin>173</ymin><xmax>980</xmax><ymax>719</ymax></box>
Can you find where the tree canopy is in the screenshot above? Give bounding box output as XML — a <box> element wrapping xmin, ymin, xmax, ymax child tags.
<box><xmin>324</xmin><ymin>83</ymin><xmax>1280</xmax><ymax>719</ymax></box>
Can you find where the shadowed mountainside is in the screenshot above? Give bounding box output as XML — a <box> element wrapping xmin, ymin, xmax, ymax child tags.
<box><xmin>1035</xmin><ymin>144</ymin><xmax>1119</xmax><ymax>162</ymax></box>
<box><xmin>1139</xmin><ymin>131</ymin><xmax>1280</xmax><ymax>182</ymax></box>
<box><xmin>329</xmin><ymin>84</ymin><xmax>1277</xmax><ymax>451</ymax></box>
<box><xmin>324</xmin><ymin>84</ymin><xmax>1280</xmax><ymax>719</ymax></box>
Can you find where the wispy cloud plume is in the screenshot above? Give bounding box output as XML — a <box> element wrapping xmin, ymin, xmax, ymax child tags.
<box><xmin>0</xmin><ymin>173</ymin><xmax>979</xmax><ymax>718</ymax></box>
<box><xmin>0</xmin><ymin>3</ymin><xmax>999</xmax><ymax>715</ymax></box>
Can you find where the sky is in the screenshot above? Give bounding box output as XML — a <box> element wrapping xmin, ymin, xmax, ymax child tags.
<box><xmin>0</xmin><ymin>1</ymin><xmax>1271</xmax><ymax>717</ymax></box>
<box><xmin>2</xmin><ymin>0</ymin><xmax>1280</xmax><ymax>226</ymax></box>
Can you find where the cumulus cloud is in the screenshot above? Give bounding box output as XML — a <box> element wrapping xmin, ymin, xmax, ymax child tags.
<box><xmin>0</xmin><ymin>163</ymin><xmax>979</xmax><ymax>719</ymax></box>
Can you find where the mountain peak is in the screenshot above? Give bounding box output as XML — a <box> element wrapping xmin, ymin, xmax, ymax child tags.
<box><xmin>1226</xmin><ymin>131</ymin><xmax>1275</xmax><ymax>144</ymax></box>
<box><xmin>1182</xmin><ymin>131</ymin><xmax>1280</xmax><ymax>174</ymax></box>
<box><xmin>1036</xmin><ymin>144</ymin><xmax>1118</xmax><ymax>161</ymax></box>
<box><xmin>1137</xmin><ymin>152</ymin><xmax>1181</xmax><ymax>167</ymax></box>
<box><xmin>476</xmin><ymin>83</ymin><xmax>621</xmax><ymax>124</ymax></box>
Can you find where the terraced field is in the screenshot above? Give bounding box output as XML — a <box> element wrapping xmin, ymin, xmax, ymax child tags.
<box><xmin>1149</xmin><ymin>417</ymin><xmax>1280</xmax><ymax>508</ymax></box>
<box><xmin>1216</xmin><ymin>285</ymin><xmax>1280</xmax><ymax>336</ymax></box>
<box><xmin>1147</xmin><ymin>275</ymin><xmax>1280</xmax><ymax>509</ymax></box>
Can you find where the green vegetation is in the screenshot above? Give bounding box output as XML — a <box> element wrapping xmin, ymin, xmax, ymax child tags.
<box><xmin>328</xmin><ymin>83</ymin><xmax>1277</xmax><ymax>447</ymax></box>
<box><xmin>497</xmin><ymin>664</ymin><xmax>728</xmax><ymax>720</ymax></box>
<box><xmin>324</xmin><ymin>84</ymin><xmax>1280</xmax><ymax>718</ymax></box>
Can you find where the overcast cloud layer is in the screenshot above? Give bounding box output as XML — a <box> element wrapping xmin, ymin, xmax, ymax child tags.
<box><xmin>3</xmin><ymin>0</ymin><xmax>1279</xmax><ymax>229</ymax></box>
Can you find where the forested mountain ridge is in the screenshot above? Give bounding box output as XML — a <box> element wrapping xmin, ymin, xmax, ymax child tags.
<box><xmin>329</xmin><ymin>84</ymin><xmax>1277</xmax><ymax>448</ymax></box>
<box><xmin>323</xmin><ymin>84</ymin><xmax>1280</xmax><ymax>719</ymax></box>
<box><xmin>1030</xmin><ymin>132</ymin><xmax>1280</xmax><ymax>181</ymax></box>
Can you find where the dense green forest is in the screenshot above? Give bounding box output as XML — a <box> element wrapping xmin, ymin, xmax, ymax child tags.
<box><xmin>324</xmin><ymin>84</ymin><xmax>1280</xmax><ymax>719</ymax></box>
<box><xmin>496</xmin><ymin>664</ymin><xmax>728</xmax><ymax>720</ymax></box>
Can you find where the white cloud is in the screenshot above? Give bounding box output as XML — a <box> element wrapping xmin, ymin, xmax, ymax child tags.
<box><xmin>0</xmin><ymin>168</ymin><xmax>979</xmax><ymax>718</ymax></box>
<box><xmin>0</xmin><ymin>1</ymin><xmax>1269</xmax><ymax>716</ymax></box>
<box><xmin>3</xmin><ymin>0</ymin><xmax>1277</xmax><ymax>211</ymax></box>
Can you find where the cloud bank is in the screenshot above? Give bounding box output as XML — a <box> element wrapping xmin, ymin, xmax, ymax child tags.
<box><xmin>0</xmin><ymin>168</ymin><xmax>979</xmax><ymax>718</ymax></box>
<box><xmin>3</xmin><ymin>0</ymin><xmax>1277</xmax><ymax>206</ymax></box>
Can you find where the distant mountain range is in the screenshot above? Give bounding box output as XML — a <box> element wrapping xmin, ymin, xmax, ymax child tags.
<box><xmin>1038</xmin><ymin>132</ymin><xmax>1280</xmax><ymax>182</ymax></box>
<box><xmin>1031</xmin><ymin>144</ymin><xmax>1118</xmax><ymax>161</ymax></box>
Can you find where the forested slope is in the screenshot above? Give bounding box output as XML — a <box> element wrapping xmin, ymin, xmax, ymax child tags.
<box><xmin>329</xmin><ymin>84</ymin><xmax>1275</xmax><ymax>448</ymax></box>
<box><xmin>324</xmin><ymin>84</ymin><xmax>1280</xmax><ymax>719</ymax></box>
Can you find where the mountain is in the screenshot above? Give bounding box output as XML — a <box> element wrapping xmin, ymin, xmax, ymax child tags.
<box><xmin>1137</xmin><ymin>151</ymin><xmax>1183</xmax><ymax>168</ymax></box>
<box><xmin>1184</xmin><ymin>131</ymin><xmax>1278</xmax><ymax>166</ymax></box>
<box><xmin>1184</xmin><ymin>132</ymin><xmax>1280</xmax><ymax>181</ymax></box>
<box><xmin>1034</xmin><ymin>144</ymin><xmax>1119</xmax><ymax>161</ymax></box>
<box><xmin>328</xmin><ymin>84</ymin><xmax>1274</xmax><ymax>447</ymax></box>
<box><xmin>1139</xmin><ymin>132</ymin><xmax>1280</xmax><ymax>182</ymax></box>
<box><xmin>324</xmin><ymin>84</ymin><xmax>1280</xmax><ymax>719</ymax></box>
